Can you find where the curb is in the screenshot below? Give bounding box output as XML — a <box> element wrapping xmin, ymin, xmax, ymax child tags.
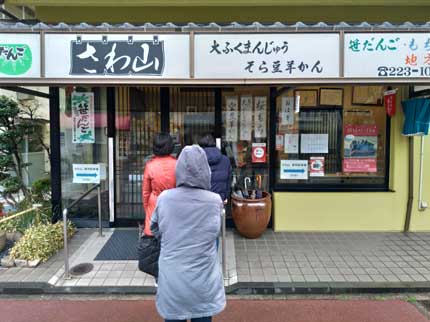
<box><xmin>2</xmin><ymin>281</ymin><xmax>430</xmax><ymax>295</ymax></box>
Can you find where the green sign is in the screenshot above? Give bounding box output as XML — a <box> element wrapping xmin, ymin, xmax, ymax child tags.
<box><xmin>0</xmin><ymin>44</ymin><xmax>32</xmax><ymax>75</ymax></box>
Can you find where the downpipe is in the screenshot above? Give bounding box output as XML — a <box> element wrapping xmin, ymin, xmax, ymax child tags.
<box><xmin>418</xmin><ymin>136</ymin><xmax>428</xmax><ymax>211</ymax></box>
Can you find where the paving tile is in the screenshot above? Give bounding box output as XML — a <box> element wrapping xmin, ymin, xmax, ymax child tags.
<box><xmin>303</xmin><ymin>275</ymin><xmax>319</xmax><ymax>282</ymax></box>
<box><xmin>89</xmin><ymin>278</ymin><xmax>105</xmax><ymax>286</ymax></box>
<box><xmin>117</xmin><ymin>278</ymin><xmax>132</xmax><ymax>286</ymax></box>
<box><xmin>251</xmin><ymin>275</ymin><xmax>265</xmax><ymax>282</ymax></box>
<box><xmin>76</xmin><ymin>278</ymin><xmax>92</xmax><ymax>286</ymax></box>
<box><xmin>397</xmin><ymin>275</ymin><xmax>415</xmax><ymax>282</ymax></box>
<box><xmin>95</xmin><ymin>271</ymin><xmax>110</xmax><ymax>279</ymax></box>
<box><xmin>384</xmin><ymin>275</ymin><xmax>401</xmax><ymax>282</ymax></box>
<box><xmin>370</xmin><ymin>275</ymin><xmax>386</xmax><ymax>282</ymax></box>
<box><xmin>343</xmin><ymin>275</ymin><xmax>360</xmax><ymax>282</ymax></box>
<box><xmin>120</xmin><ymin>271</ymin><xmax>136</xmax><ymax>278</ymax></box>
<box><xmin>411</xmin><ymin>275</ymin><xmax>427</xmax><ymax>282</ymax></box>
<box><xmin>290</xmin><ymin>275</ymin><xmax>305</xmax><ymax>282</ymax></box>
<box><xmin>317</xmin><ymin>275</ymin><xmax>332</xmax><ymax>282</ymax></box>
<box><xmin>331</xmin><ymin>275</ymin><xmax>346</xmax><ymax>282</ymax></box>
<box><xmin>238</xmin><ymin>275</ymin><xmax>251</xmax><ymax>282</ymax></box>
<box><xmin>103</xmin><ymin>278</ymin><xmax>118</xmax><ymax>286</ymax></box>
<box><xmin>288</xmin><ymin>268</ymin><xmax>302</xmax><ymax>275</ymax></box>
<box><xmin>357</xmin><ymin>275</ymin><xmax>373</xmax><ymax>282</ymax></box>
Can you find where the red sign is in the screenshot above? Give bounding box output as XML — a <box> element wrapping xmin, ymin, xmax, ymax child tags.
<box><xmin>344</xmin><ymin>124</ymin><xmax>378</xmax><ymax>136</ymax></box>
<box><xmin>343</xmin><ymin>158</ymin><xmax>377</xmax><ymax>173</ymax></box>
<box><xmin>309</xmin><ymin>157</ymin><xmax>325</xmax><ymax>177</ymax></box>
<box><xmin>384</xmin><ymin>89</ymin><xmax>397</xmax><ymax>117</ymax></box>
<box><xmin>252</xmin><ymin>143</ymin><xmax>266</xmax><ymax>163</ymax></box>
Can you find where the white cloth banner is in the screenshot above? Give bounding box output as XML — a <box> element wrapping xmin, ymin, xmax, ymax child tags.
<box><xmin>72</xmin><ymin>92</ymin><xmax>95</xmax><ymax>144</ymax></box>
<box><xmin>240</xmin><ymin>95</ymin><xmax>253</xmax><ymax>141</ymax></box>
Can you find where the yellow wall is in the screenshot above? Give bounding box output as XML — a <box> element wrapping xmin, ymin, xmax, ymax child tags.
<box><xmin>273</xmin><ymin>86</ymin><xmax>430</xmax><ymax>232</ymax></box>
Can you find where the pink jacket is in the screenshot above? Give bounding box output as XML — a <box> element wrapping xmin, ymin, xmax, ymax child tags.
<box><xmin>142</xmin><ymin>155</ymin><xmax>176</xmax><ymax>236</ymax></box>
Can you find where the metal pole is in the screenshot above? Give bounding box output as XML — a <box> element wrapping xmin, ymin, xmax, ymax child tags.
<box><xmin>222</xmin><ymin>208</ymin><xmax>227</xmax><ymax>282</ymax></box>
<box><xmin>62</xmin><ymin>208</ymin><xmax>70</xmax><ymax>279</ymax></box>
<box><xmin>97</xmin><ymin>185</ymin><xmax>103</xmax><ymax>237</ymax></box>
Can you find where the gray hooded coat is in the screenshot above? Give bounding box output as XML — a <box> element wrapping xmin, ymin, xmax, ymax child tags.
<box><xmin>150</xmin><ymin>145</ymin><xmax>226</xmax><ymax>320</ymax></box>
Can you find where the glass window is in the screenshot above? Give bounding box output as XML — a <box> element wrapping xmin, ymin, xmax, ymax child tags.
<box><xmin>275</xmin><ymin>85</ymin><xmax>389</xmax><ymax>190</ymax></box>
<box><xmin>60</xmin><ymin>86</ymin><xmax>109</xmax><ymax>225</ymax></box>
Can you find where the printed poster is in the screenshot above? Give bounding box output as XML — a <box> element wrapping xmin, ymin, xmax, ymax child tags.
<box><xmin>343</xmin><ymin>124</ymin><xmax>378</xmax><ymax>173</ymax></box>
<box><xmin>225</xmin><ymin>96</ymin><xmax>239</xmax><ymax>142</ymax></box>
<box><xmin>309</xmin><ymin>157</ymin><xmax>325</xmax><ymax>177</ymax></box>
<box><xmin>254</xmin><ymin>96</ymin><xmax>267</xmax><ymax>138</ymax></box>
<box><xmin>280</xmin><ymin>160</ymin><xmax>308</xmax><ymax>180</ymax></box>
<box><xmin>72</xmin><ymin>92</ymin><xmax>95</xmax><ymax>143</ymax></box>
<box><xmin>284</xmin><ymin>134</ymin><xmax>299</xmax><ymax>154</ymax></box>
<box><xmin>281</xmin><ymin>96</ymin><xmax>294</xmax><ymax>125</ymax></box>
<box><xmin>240</xmin><ymin>95</ymin><xmax>253</xmax><ymax>141</ymax></box>
<box><xmin>252</xmin><ymin>143</ymin><xmax>266</xmax><ymax>163</ymax></box>
<box><xmin>300</xmin><ymin>134</ymin><xmax>329</xmax><ymax>154</ymax></box>
<box><xmin>343</xmin><ymin>158</ymin><xmax>377</xmax><ymax>173</ymax></box>
<box><xmin>73</xmin><ymin>164</ymin><xmax>100</xmax><ymax>184</ymax></box>
<box><xmin>276</xmin><ymin>134</ymin><xmax>284</xmax><ymax>151</ymax></box>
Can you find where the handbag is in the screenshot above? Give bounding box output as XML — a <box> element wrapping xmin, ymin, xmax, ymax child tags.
<box><xmin>137</xmin><ymin>234</ymin><xmax>160</xmax><ymax>278</ymax></box>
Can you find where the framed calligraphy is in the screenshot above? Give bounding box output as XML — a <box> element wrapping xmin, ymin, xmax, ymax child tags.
<box><xmin>319</xmin><ymin>88</ymin><xmax>344</xmax><ymax>107</ymax></box>
<box><xmin>293</xmin><ymin>89</ymin><xmax>318</xmax><ymax>107</ymax></box>
<box><xmin>352</xmin><ymin>86</ymin><xmax>384</xmax><ymax>106</ymax></box>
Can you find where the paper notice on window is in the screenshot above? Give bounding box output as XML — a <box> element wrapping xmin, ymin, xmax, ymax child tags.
<box><xmin>284</xmin><ymin>134</ymin><xmax>299</xmax><ymax>154</ymax></box>
<box><xmin>300</xmin><ymin>134</ymin><xmax>329</xmax><ymax>154</ymax></box>
<box><xmin>281</xmin><ymin>96</ymin><xmax>294</xmax><ymax>125</ymax></box>
<box><xmin>240</xmin><ymin>95</ymin><xmax>253</xmax><ymax>141</ymax></box>
<box><xmin>225</xmin><ymin>96</ymin><xmax>239</xmax><ymax>142</ymax></box>
<box><xmin>254</xmin><ymin>96</ymin><xmax>267</xmax><ymax>138</ymax></box>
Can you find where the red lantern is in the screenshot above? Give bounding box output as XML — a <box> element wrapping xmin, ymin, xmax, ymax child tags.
<box><xmin>384</xmin><ymin>89</ymin><xmax>397</xmax><ymax>117</ymax></box>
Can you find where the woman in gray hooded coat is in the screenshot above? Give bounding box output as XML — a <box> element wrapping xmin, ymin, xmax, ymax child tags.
<box><xmin>150</xmin><ymin>145</ymin><xmax>226</xmax><ymax>322</ymax></box>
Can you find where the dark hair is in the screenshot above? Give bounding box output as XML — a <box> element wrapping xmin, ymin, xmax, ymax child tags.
<box><xmin>198</xmin><ymin>133</ymin><xmax>216</xmax><ymax>148</ymax></box>
<box><xmin>153</xmin><ymin>133</ymin><xmax>174</xmax><ymax>156</ymax></box>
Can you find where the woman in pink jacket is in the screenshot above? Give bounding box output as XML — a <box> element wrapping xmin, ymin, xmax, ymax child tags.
<box><xmin>142</xmin><ymin>133</ymin><xmax>176</xmax><ymax>237</ymax></box>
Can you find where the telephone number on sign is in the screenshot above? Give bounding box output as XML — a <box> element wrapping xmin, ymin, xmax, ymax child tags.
<box><xmin>377</xmin><ymin>66</ymin><xmax>430</xmax><ymax>77</ymax></box>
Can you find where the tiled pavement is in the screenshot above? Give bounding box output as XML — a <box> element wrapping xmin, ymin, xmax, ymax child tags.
<box><xmin>234</xmin><ymin>230</ymin><xmax>430</xmax><ymax>284</ymax></box>
<box><xmin>2</xmin><ymin>228</ymin><xmax>430</xmax><ymax>293</ymax></box>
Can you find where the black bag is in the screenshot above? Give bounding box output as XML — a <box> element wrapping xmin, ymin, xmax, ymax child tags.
<box><xmin>137</xmin><ymin>235</ymin><xmax>160</xmax><ymax>278</ymax></box>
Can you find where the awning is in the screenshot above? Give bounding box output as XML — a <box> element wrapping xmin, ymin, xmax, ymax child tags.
<box><xmin>1</xmin><ymin>21</ymin><xmax>430</xmax><ymax>32</ymax></box>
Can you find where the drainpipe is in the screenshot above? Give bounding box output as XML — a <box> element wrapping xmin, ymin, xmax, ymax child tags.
<box><xmin>404</xmin><ymin>136</ymin><xmax>414</xmax><ymax>233</ymax></box>
<box><xmin>418</xmin><ymin>136</ymin><xmax>428</xmax><ymax>211</ymax></box>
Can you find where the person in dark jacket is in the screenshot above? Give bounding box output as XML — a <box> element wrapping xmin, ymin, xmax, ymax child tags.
<box><xmin>198</xmin><ymin>134</ymin><xmax>232</xmax><ymax>202</ymax></box>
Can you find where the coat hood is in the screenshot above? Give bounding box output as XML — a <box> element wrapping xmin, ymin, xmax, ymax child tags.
<box><xmin>204</xmin><ymin>147</ymin><xmax>222</xmax><ymax>166</ymax></box>
<box><xmin>176</xmin><ymin>145</ymin><xmax>211</xmax><ymax>190</ymax></box>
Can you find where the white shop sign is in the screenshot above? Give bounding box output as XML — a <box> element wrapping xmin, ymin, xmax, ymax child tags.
<box><xmin>0</xmin><ymin>33</ymin><xmax>40</xmax><ymax>78</ymax></box>
<box><xmin>345</xmin><ymin>33</ymin><xmax>430</xmax><ymax>78</ymax></box>
<box><xmin>73</xmin><ymin>164</ymin><xmax>100</xmax><ymax>184</ymax></box>
<box><xmin>44</xmin><ymin>34</ymin><xmax>189</xmax><ymax>78</ymax></box>
<box><xmin>194</xmin><ymin>33</ymin><xmax>340</xmax><ymax>78</ymax></box>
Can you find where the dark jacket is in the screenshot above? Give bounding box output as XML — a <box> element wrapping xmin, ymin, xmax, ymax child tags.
<box><xmin>203</xmin><ymin>147</ymin><xmax>232</xmax><ymax>201</ymax></box>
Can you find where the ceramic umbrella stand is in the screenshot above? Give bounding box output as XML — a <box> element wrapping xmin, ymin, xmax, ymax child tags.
<box><xmin>231</xmin><ymin>191</ymin><xmax>272</xmax><ymax>239</ymax></box>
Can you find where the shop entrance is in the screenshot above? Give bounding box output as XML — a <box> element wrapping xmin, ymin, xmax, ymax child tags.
<box><xmin>114</xmin><ymin>86</ymin><xmax>270</xmax><ymax>226</ymax></box>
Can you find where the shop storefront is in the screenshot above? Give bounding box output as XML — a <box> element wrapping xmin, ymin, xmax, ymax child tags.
<box><xmin>1</xmin><ymin>23</ymin><xmax>430</xmax><ymax>231</ymax></box>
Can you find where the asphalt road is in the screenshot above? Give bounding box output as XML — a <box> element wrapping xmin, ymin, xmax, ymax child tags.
<box><xmin>1</xmin><ymin>299</ymin><xmax>427</xmax><ymax>322</ymax></box>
